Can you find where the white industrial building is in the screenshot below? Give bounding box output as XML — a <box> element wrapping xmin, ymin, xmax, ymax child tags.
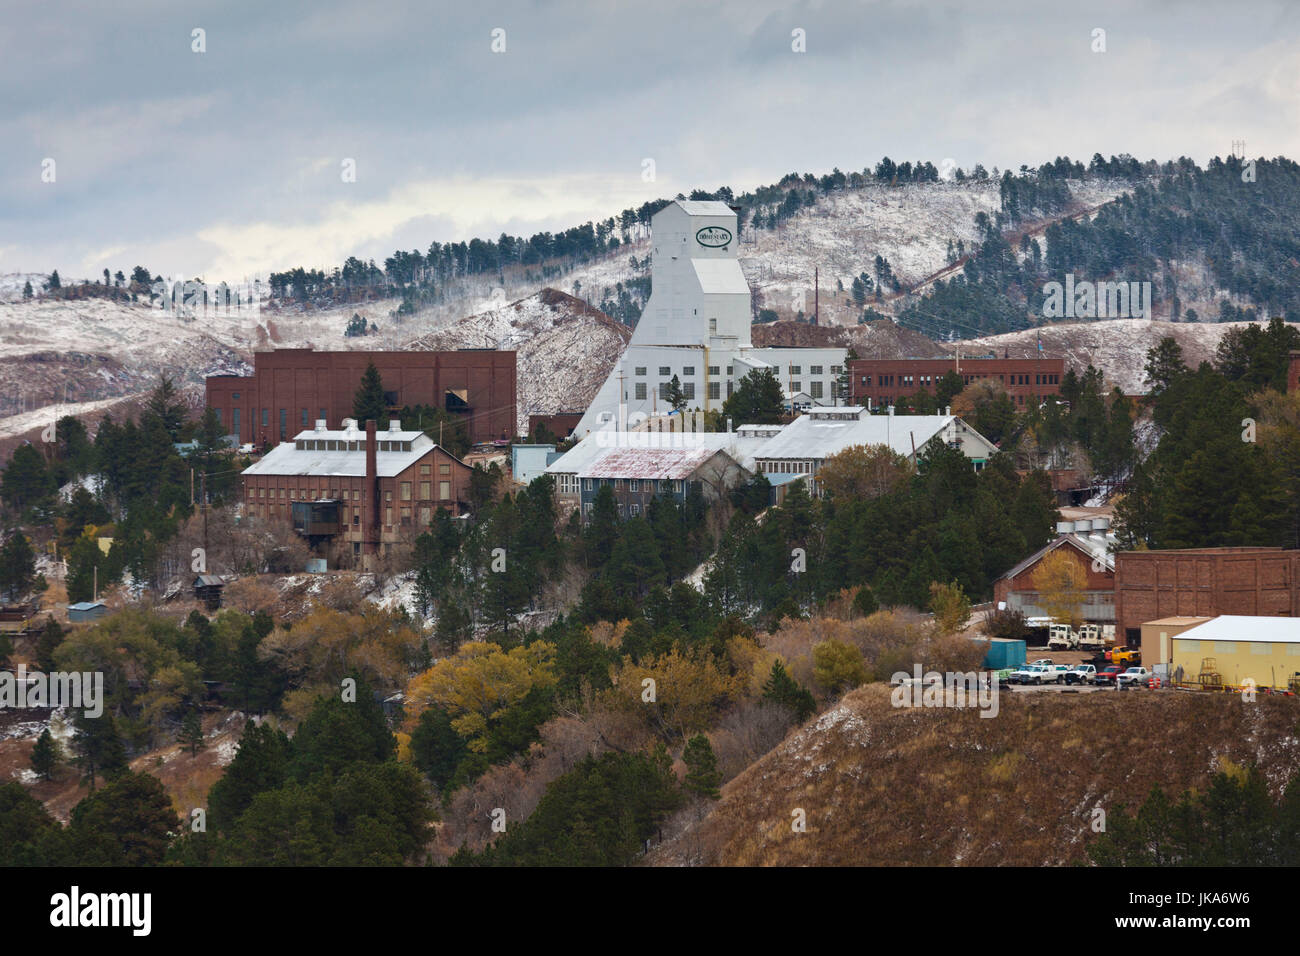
<box><xmin>750</xmin><ymin>405</ymin><xmax>998</xmax><ymax>493</ymax></box>
<box><xmin>573</xmin><ymin>200</ymin><xmax>847</xmax><ymax>437</ymax></box>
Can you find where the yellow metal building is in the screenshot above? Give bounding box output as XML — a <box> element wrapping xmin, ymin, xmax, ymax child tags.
<box><xmin>1168</xmin><ymin>615</ymin><xmax>1300</xmax><ymax>691</ymax></box>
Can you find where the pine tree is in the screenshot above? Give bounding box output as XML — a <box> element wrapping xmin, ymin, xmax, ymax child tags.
<box><xmin>0</xmin><ymin>530</ymin><xmax>36</xmax><ymax>601</ymax></box>
<box><xmin>682</xmin><ymin>734</ymin><xmax>721</xmax><ymax>799</ymax></box>
<box><xmin>22</xmin><ymin>280</ymin><xmax>32</xmax><ymax>299</ymax></box>
<box><xmin>72</xmin><ymin>712</ymin><xmax>128</xmax><ymax>791</ymax></box>
<box><xmin>180</xmin><ymin>708</ymin><xmax>205</xmax><ymax>756</ymax></box>
<box><xmin>35</xmin><ymin>617</ymin><xmax>64</xmax><ymax>672</ymax></box>
<box><xmin>353</xmin><ymin>361</ymin><xmax>388</xmax><ymax>424</ymax></box>
<box><xmin>44</xmin><ymin>270</ymin><xmax>60</xmax><ymax>291</ymax></box>
<box><xmin>761</xmin><ymin>660</ymin><xmax>816</xmax><ymax>722</ymax></box>
<box><xmin>30</xmin><ymin>729</ymin><xmax>59</xmax><ymax>780</ymax></box>
<box><xmin>665</xmin><ymin>375</ymin><xmax>688</xmax><ymax>414</ymax></box>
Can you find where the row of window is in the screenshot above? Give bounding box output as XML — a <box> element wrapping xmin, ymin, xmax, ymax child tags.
<box><xmin>631</xmin><ymin>364</ymin><xmax>842</xmax><ymax>379</ymax></box>
<box><xmin>247</xmin><ymin>480</ymin><xmax>453</xmax><ymax>501</ymax></box>
<box><xmin>582</xmin><ymin>477</ymin><xmax>684</xmax><ymax>493</ymax></box>
<box><xmin>857</xmin><ymin>372</ymin><xmax>1062</xmax><ymax>388</ymax></box>
<box><xmin>581</xmin><ymin>501</ymin><xmax>644</xmax><ymax>517</ymax></box>
<box><xmin>295</xmin><ymin>438</ymin><xmax>421</xmax><ymax>453</ymax></box>
<box><xmin>249</xmin><ymin>502</ymin><xmax>440</xmax><ymax>527</ymax></box>
<box><xmin>215</xmin><ymin>406</ymin><xmax>331</xmax><ymax>436</ymax></box>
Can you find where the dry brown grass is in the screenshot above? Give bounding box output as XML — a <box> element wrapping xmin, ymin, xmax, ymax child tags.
<box><xmin>646</xmin><ymin>687</ymin><xmax>1300</xmax><ymax>866</ymax></box>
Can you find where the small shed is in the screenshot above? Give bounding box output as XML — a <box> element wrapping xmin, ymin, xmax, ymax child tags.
<box><xmin>975</xmin><ymin>637</ymin><xmax>1027</xmax><ymax>670</ymax></box>
<box><xmin>193</xmin><ymin>575</ymin><xmax>225</xmax><ymax>611</ymax></box>
<box><xmin>68</xmin><ymin>601</ymin><xmax>107</xmax><ymax>623</ymax></box>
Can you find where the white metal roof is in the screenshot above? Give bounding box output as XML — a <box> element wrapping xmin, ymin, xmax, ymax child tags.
<box><xmin>579</xmin><ymin>446</ymin><xmax>729</xmax><ymax>480</ymax></box>
<box><xmin>674</xmin><ymin>200</ymin><xmax>736</xmax><ymax>217</ymax></box>
<box><xmin>692</xmin><ymin>258</ymin><xmax>749</xmax><ymax>294</ymax></box>
<box><xmin>243</xmin><ymin>432</ymin><xmax>439</xmax><ymax>478</ymax></box>
<box><xmin>753</xmin><ymin>414</ymin><xmax>972</xmax><ymax>462</ymax></box>
<box><xmin>548</xmin><ymin>430</ymin><xmax>764</xmax><ymax>475</ymax></box>
<box><xmin>1170</xmin><ymin>616</ymin><xmax>1300</xmax><ymax>644</ymax></box>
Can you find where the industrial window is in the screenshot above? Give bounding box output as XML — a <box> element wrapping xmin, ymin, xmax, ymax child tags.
<box><xmin>248</xmin><ymin>488</ymin><xmax>254</xmax><ymax>499</ymax></box>
<box><xmin>658</xmin><ymin>366</ymin><xmax>671</xmax><ymax>376</ymax></box>
<box><xmin>683</xmin><ymin>383</ymin><xmax>695</xmax><ymax>399</ymax></box>
<box><xmin>261</xmin><ymin>408</ymin><xmax>268</xmax><ymax>426</ymax></box>
<box><xmin>811</xmin><ymin>365</ymin><xmax>823</xmax><ymax>375</ymax></box>
<box><xmin>631</xmin><ymin>503</ymin><xmax>640</xmax><ymax>516</ymax></box>
<box><xmin>683</xmin><ymin>366</ymin><xmax>695</xmax><ymax>376</ymax></box>
<box><xmin>439</xmin><ymin>464</ymin><xmax>450</xmax><ymax>475</ymax></box>
<box><xmin>319</xmin><ymin>407</ymin><xmax>327</xmax><ymax>422</ymax></box>
<box><xmin>401</xmin><ymin>482</ymin><xmax>411</xmax><ymax>500</ymax></box>
<box><xmin>709</xmin><ymin>318</ymin><xmax>717</xmax><ymax>334</ymax></box>
<box><xmin>726</xmin><ymin>367</ymin><xmax>733</xmax><ymax>375</ymax></box>
<box><xmin>420</xmin><ymin>481</ymin><xmax>430</xmax><ymax>499</ymax></box>
<box><xmin>421</xmin><ymin>464</ymin><xmax>430</xmax><ymax>475</ymax></box>
<box><xmin>635</xmin><ymin>383</ymin><xmax>647</xmax><ymax>400</ymax></box>
<box><xmin>791</xmin><ymin>381</ymin><xmax>801</xmax><ymax>392</ymax></box>
<box><xmin>1251</xmin><ymin>643</ymin><xmax>1272</xmax><ymax>655</ymax></box>
<box><xmin>727</xmin><ymin>381</ymin><xmax>733</xmax><ymax>397</ymax></box>
<box><xmin>439</xmin><ymin>480</ymin><xmax>450</xmax><ymax>500</ymax></box>
<box><xmin>420</xmin><ymin>506</ymin><xmax>430</xmax><ymax>524</ymax></box>
<box><xmin>708</xmin><ymin>365</ymin><xmax>719</xmax><ymax>376</ymax></box>
<box><xmin>810</xmin><ymin>382</ymin><xmax>824</xmax><ymax>399</ymax></box>
<box><xmin>215</xmin><ymin>408</ymin><xmax>222</xmax><ymax>425</ymax></box>
<box><xmin>232</xmin><ymin>408</ymin><xmax>241</xmax><ymax>432</ymax></box>
<box><xmin>385</xmin><ymin>490</ymin><xmax>392</xmax><ymax>502</ymax></box>
<box><xmin>301</xmin><ymin>408</ymin><xmax>309</xmax><ymax>427</ymax></box>
<box><xmin>279</xmin><ymin>409</ymin><xmax>287</xmax><ymax>437</ymax></box>
<box><xmin>658</xmin><ymin>382</ymin><xmax>671</xmax><ymax>400</ymax></box>
<box><xmin>708</xmin><ymin>382</ymin><xmax>720</xmax><ymax>400</ymax></box>
<box><xmin>635</xmin><ymin>366</ymin><xmax>646</xmax><ymax>376</ymax></box>
<box><xmin>352</xmin><ymin>490</ymin><xmax>359</xmax><ymax>500</ymax></box>
<box><xmin>385</xmin><ymin>507</ymin><xmax>392</xmax><ymax>525</ymax></box>
<box><xmin>401</xmin><ymin>507</ymin><xmax>411</xmax><ymax>525</ymax></box>
<box><xmin>789</xmin><ymin>365</ymin><xmax>801</xmax><ymax>375</ymax></box>
<box><xmin>831</xmin><ymin>365</ymin><xmax>842</xmax><ymax>374</ymax></box>
<box><xmin>1214</xmin><ymin>642</ymin><xmax>1236</xmax><ymax>654</ymax></box>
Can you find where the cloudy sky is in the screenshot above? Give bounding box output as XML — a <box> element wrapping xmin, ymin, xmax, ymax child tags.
<box><xmin>3</xmin><ymin>0</ymin><xmax>1298</xmax><ymax>282</ymax></box>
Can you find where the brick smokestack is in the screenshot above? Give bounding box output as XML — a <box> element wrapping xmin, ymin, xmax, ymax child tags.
<box><xmin>365</xmin><ymin>419</ymin><xmax>379</xmax><ymax>555</ymax></box>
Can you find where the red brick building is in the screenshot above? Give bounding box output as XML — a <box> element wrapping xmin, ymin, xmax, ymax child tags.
<box><xmin>993</xmin><ymin>531</ymin><xmax>1116</xmax><ymax>625</ymax></box>
<box><xmin>850</xmin><ymin>356</ymin><xmax>1065</xmax><ymax>409</ymax></box>
<box><xmin>206</xmin><ymin>347</ymin><xmax>516</xmax><ymax>447</ymax></box>
<box><xmin>1288</xmin><ymin>350</ymin><xmax>1300</xmax><ymax>393</ymax></box>
<box><xmin>241</xmin><ymin>418</ymin><xmax>472</xmax><ymax>565</ymax></box>
<box><xmin>1114</xmin><ymin>547</ymin><xmax>1300</xmax><ymax>645</ymax></box>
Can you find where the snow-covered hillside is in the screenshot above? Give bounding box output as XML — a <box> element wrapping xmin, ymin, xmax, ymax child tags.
<box><xmin>949</xmin><ymin>318</ymin><xmax>1248</xmax><ymax>394</ymax></box>
<box><xmin>407</xmin><ymin>288</ymin><xmax>631</xmax><ymax>434</ymax></box>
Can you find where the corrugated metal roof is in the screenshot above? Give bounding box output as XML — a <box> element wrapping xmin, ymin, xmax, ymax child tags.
<box><xmin>675</xmin><ymin>200</ymin><xmax>736</xmax><ymax>217</ymax></box>
<box><xmin>1171</xmin><ymin>615</ymin><xmax>1300</xmax><ymax>644</ymax></box>
<box><xmin>579</xmin><ymin>445</ymin><xmax>729</xmax><ymax>480</ymax></box>
<box><xmin>550</xmin><ymin>430</ymin><xmax>764</xmax><ymax>474</ymax></box>
<box><xmin>243</xmin><ymin>433</ymin><xmax>441</xmax><ymax>478</ymax></box>
<box><xmin>692</xmin><ymin>258</ymin><xmax>749</xmax><ymax>294</ymax></box>
<box><xmin>753</xmin><ymin>414</ymin><xmax>973</xmax><ymax>462</ymax></box>
<box><xmin>996</xmin><ymin>534</ymin><xmax>1116</xmax><ymax>583</ymax></box>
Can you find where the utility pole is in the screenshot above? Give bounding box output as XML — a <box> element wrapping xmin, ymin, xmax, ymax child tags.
<box><xmin>814</xmin><ymin>267</ymin><xmax>819</xmax><ymax>326</ymax></box>
<box><xmin>200</xmin><ymin>471</ymin><xmax>208</xmax><ymax>556</ymax></box>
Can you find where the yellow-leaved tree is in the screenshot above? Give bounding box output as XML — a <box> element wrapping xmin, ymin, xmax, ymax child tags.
<box><xmin>403</xmin><ymin>641</ymin><xmax>557</xmax><ymax>752</ymax></box>
<box><xmin>603</xmin><ymin>646</ymin><xmax>744</xmax><ymax>740</ymax></box>
<box><xmin>1031</xmin><ymin>547</ymin><xmax>1087</xmax><ymax>629</ymax></box>
<box><xmin>815</xmin><ymin>443</ymin><xmax>913</xmax><ymax>500</ymax></box>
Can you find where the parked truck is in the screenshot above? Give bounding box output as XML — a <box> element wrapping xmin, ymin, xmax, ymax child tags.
<box><xmin>1047</xmin><ymin>624</ymin><xmax>1077</xmax><ymax>650</ymax></box>
<box><xmin>1076</xmin><ymin>623</ymin><xmax>1105</xmax><ymax>651</ymax></box>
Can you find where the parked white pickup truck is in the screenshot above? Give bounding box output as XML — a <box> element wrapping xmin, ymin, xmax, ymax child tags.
<box><xmin>1116</xmin><ymin>666</ymin><xmax>1151</xmax><ymax>688</ymax></box>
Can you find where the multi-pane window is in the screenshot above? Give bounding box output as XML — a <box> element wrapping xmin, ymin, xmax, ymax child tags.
<box><xmin>810</xmin><ymin>365</ymin><xmax>823</xmax><ymax>375</ymax></box>
<box><xmin>789</xmin><ymin>365</ymin><xmax>801</xmax><ymax>375</ymax></box>
<box><xmin>635</xmin><ymin>367</ymin><xmax>646</xmax><ymax>376</ymax></box>
<box><xmin>682</xmin><ymin>366</ymin><xmax>695</xmax><ymax>376</ymax></box>
<box><xmin>658</xmin><ymin>366</ymin><xmax>671</xmax><ymax>376</ymax></box>
<box><xmin>708</xmin><ymin>366</ymin><xmax>720</xmax><ymax>376</ymax></box>
<box><xmin>683</xmin><ymin>383</ymin><xmax>695</xmax><ymax>399</ymax></box>
<box><xmin>708</xmin><ymin>382</ymin><xmax>720</xmax><ymax>400</ymax></box>
<box><xmin>810</xmin><ymin>382</ymin><xmax>824</xmax><ymax>399</ymax></box>
<box><xmin>635</xmin><ymin>383</ymin><xmax>647</xmax><ymax>400</ymax></box>
<box><xmin>439</xmin><ymin>481</ymin><xmax>450</xmax><ymax>499</ymax></box>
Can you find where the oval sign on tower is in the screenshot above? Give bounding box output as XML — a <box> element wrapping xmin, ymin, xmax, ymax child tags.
<box><xmin>695</xmin><ymin>226</ymin><xmax>732</xmax><ymax>248</ymax></box>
